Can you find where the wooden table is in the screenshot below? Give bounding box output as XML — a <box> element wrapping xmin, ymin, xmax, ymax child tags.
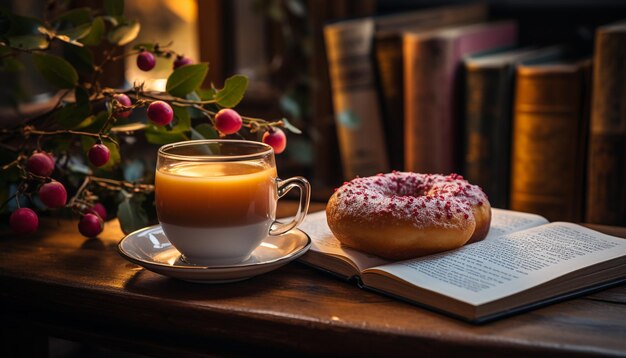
<box><xmin>1</xmin><ymin>202</ymin><xmax>626</xmax><ymax>357</ymax></box>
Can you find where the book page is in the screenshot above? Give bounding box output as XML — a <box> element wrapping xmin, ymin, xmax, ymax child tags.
<box><xmin>367</xmin><ymin>222</ymin><xmax>626</xmax><ymax>306</ymax></box>
<box><xmin>298</xmin><ymin>211</ymin><xmax>389</xmax><ymax>271</ymax></box>
<box><xmin>485</xmin><ymin>208</ymin><xmax>548</xmax><ymax>240</ymax></box>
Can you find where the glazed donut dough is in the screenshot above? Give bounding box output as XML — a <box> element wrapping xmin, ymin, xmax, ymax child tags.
<box><xmin>326</xmin><ymin>172</ymin><xmax>491</xmax><ymax>260</ymax></box>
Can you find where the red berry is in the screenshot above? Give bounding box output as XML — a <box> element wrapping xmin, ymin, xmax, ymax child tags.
<box><xmin>113</xmin><ymin>94</ymin><xmax>132</xmax><ymax>119</ymax></box>
<box><xmin>147</xmin><ymin>101</ymin><xmax>174</xmax><ymax>125</ymax></box>
<box><xmin>39</xmin><ymin>181</ymin><xmax>67</xmax><ymax>209</ymax></box>
<box><xmin>137</xmin><ymin>51</ymin><xmax>156</xmax><ymax>71</ymax></box>
<box><xmin>215</xmin><ymin>109</ymin><xmax>242</xmax><ymax>135</ymax></box>
<box><xmin>87</xmin><ymin>203</ymin><xmax>107</xmax><ymax>221</ymax></box>
<box><xmin>262</xmin><ymin>128</ymin><xmax>287</xmax><ymax>154</ymax></box>
<box><xmin>78</xmin><ymin>213</ymin><xmax>104</xmax><ymax>237</ymax></box>
<box><xmin>88</xmin><ymin>144</ymin><xmax>110</xmax><ymax>167</ymax></box>
<box><xmin>26</xmin><ymin>152</ymin><xmax>55</xmax><ymax>177</ymax></box>
<box><xmin>173</xmin><ymin>56</ymin><xmax>193</xmax><ymax>69</ymax></box>
<box><xmin>9</xmin><ymin>208</ymin><xmax>39</xmax><ymax>235</ymax></box>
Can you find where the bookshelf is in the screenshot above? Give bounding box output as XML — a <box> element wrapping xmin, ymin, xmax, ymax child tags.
<box><xmin>194</xmin><ymin>0</ymin><xmax>626</xmax><ymax>210</ymax></box>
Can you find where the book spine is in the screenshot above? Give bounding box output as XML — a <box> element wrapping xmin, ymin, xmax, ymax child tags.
<box><xmin>586</xmin><ymin>26</ymin><xmax>626</xmax><ymax>225</ymax></box>
<box><xmin>324</xmin><ymin>21</ymin><xmax>389</xmax><ymax>179</ymax></box>
<box><xmin>404</xmin><ymin>36</ymin><xmax>450</xmax><ymax>173</ymax></box>
<box><xmin>405</xmin><ymin>22</ymin><xmax>517</xmax><ymax>174</ymax></box>
<box><xmin>510</xmin><ymin>63</ymin><xmax>591</xmax><ymax>221</ymax></box>
<box><xmin>374</xmin><ymin>34</ymin><xmax>404</xmax><ymax>170</ymax></box>
<box><xmin>464</xmin><ymin>65</ymin><xmax>511</xmax><ymax>208</ymax></box>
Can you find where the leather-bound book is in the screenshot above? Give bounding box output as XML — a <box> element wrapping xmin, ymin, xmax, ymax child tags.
<box><xmin>373</xmin><ymin>3</ymin><xmax>487</xmax><ymax>170</ymax></box>
<box><xmin>324</xmin><ymin>3</ymin><xmax>487</xmax><ymax>179</ymax></box>
<box><xmin>510</xmin><ymin>59</ymin><xmax>592</xmax><ymax>222</ymax></box>
<box><xmin>324</xmin><ymin>19</ymin><xmax>389</xmax><ymax>179</ymax></box>
<box><xmin>463</xmin><ymin>47</ymin><xmax>564</xmax><ymax>208</ymax></box>
<box><xmin>586</xmin><ymin>22</ymin><xmax>626</xmax><ymax>225</ymax></box>
<box><xmin>403</xmin><ymin>21</ymin><xmax>517</xmax><ymax>174</ymax></box>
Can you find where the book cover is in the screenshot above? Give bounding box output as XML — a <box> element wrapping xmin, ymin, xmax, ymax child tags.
<box><xmin>324</xmin><ymin>19</ymin><xmax>389</xmax><ymax>179</ymax></box>
<box><xmin>324</xmin><ymin>3</ymin><xmax>487</xmax><ymax>179</ymax></box>
<box><xmin>510</xmin><ymin>59</ymin><xmax>592</xmax><ymax>222</ymax></box>
<box><xmin>586</xmin><ymin>21</ymin><xmax>626</xmax><ymax>225</ymax></box>
<box><xmin>403</xmin><ymin>21</ymin><xmax>518</xmax><ymax>174</ymax></box>
<box><xmin>373</xmin><ymin>3</ymin><xmax>487</xmax><ymax>170</ymax></box>
<box><xmin>463</xmin><ymin>47</ymin><xmax>565</xmax><ymax>208</ymax></box>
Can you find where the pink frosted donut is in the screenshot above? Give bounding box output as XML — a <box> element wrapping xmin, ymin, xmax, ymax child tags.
<box><xmin>326</xmin><ymin>172</ymin><xmax>491</xmax><ymax>260</ymax></box>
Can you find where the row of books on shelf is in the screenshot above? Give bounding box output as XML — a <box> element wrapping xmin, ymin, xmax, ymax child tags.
<box><xmin>323</xmin><ymin>3</ymin><xmax>626</xmax><ymax>226</ymax></box>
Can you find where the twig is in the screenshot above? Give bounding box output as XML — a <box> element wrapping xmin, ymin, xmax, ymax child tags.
<box><xmin>24</xmin><ymin>128</ymin><xmax>119</xmax><ymax>147</ymax></box>
<box><xmin>90</xmin><ymin>176</ymin><xmax>154</xmax><ymax>192</ymax></box>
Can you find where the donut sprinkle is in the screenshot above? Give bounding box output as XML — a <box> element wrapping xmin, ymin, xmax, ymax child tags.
<box><xmin>330</xmin><ymin>172</ymin><xmax>488</xmax><ymax>229</ymax></box>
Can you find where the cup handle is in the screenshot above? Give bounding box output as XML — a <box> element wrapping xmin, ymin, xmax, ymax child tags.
<box><xmin>269</xmin><ymin>176</ymin><xmax>311</xmax><ymax>236</ymax></box>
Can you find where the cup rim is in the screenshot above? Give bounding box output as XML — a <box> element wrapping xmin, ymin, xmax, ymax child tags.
<box><xmin>158</xmin><ymin>139</ymin><xmax>274</xmax><ymax>162</ymax></box>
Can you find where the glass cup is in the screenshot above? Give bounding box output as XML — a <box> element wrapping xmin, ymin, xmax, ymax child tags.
<box><xmin>155</xmin><ymin>139</ymin><xmax>310</xmax><ymax>265</ymax></box>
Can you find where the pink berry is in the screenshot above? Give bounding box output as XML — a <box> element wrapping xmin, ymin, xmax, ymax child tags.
<box><xmin>88</xmin><ymin>144</ymin><xmax>110</xmax><ymax>167</ymax></box>
<box><xmin>136</xmin><ymin>51</ymin><xmax>156</xmax><ymax>71</ymax></box>
<box><xmin>215</xmin><ymin>109</ymin><xmax>242</xmax><ymax>135</ymax></box>
<box><xmin>113</xmin><ymin>94</ymin><xmax>132</xmax><ymax>119</ymax></box>
<box><xmin>78</xmin><ymin>213</ymin><xmax>104</xmax><ymax>237</ymax></box>
<box><xmin>26</xmin><ymin>152</ymin><xmax>55</xmax><ymax>177</ymax></box>
<box><xmin>87</xmin><ymin>203</ymin><xmax>107</xmax><ymax>220</ymax></box>
<box><xmin>10</xmin><ymin>208</ymin><xmax>39</xmax><ymax>235</ymax></box>
<box><xmin>147</xmin><ymin>101</ymin><xmax>174</xmax><ymax>125</ymax></box>
<box><xmin>262</xmin><ymin>128</ymin><xmax>287</xmax><ymax>154</ymax></box>
<box><xmin>39</xmin><ymin>181</ymin><xmax>67</xmax><ymax>209</ymax></box>
<box><xmin>173</xmin><ymin>56</ymin><xmax>193</xmax><ymax>69</ymax></box>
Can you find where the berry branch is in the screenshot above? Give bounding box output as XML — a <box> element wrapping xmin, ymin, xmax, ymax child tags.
<box><xmin>1</xmin><ymin>0</ymin><xmax>298</xmax><ymax>237</ymax></box>
<box><xmin>22</xmin><ymin>127</ymin><xmax>119</xmax><ymax>147</ymax></box>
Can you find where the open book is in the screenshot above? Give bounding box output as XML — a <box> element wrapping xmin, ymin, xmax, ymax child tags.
<box><xmin>298</xmin><ymin>209</ymin><xmax>626</xmax><ymax>322</ymax></box>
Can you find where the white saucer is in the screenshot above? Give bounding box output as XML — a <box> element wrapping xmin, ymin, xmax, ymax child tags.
<box><xmin>118</xmin><ymin>225</ymin><xmax>311</xmax><ymax>283</ymax></box>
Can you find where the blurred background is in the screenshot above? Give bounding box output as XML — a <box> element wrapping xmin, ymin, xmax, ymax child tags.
<box><xmin>2</xmin><ymin>0</ymin><xmax>626</xmax><ymax>210</ymax></box>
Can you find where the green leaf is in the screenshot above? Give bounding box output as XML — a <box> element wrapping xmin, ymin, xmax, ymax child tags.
<box><xmin>73</xmin><ymin>115</ymin><xmax>99</xmax><ymax>129</ymax></box>
<box><xmin>80</xmin><ymin>16</ymin><xmax>104</xmax><ymax>46</ymax></box>
<box><xmin>104</xmin><ymin>0</ymin><xmax>124</xmax><ymax>16</ymax></box>
<box><xmin>54</xmin><ymin>8</ymin><xmax>92</xmax><ymax>26</ymax></box>
<box><xmin>215</xmin><ymin>75</ymin><xmax>248</xmax><ymax>108</ymax></box>
<box><xmin>117</xmin><ymin>194</ymin><xmax>149</xmax><ymax>235</ymax></box>
<box><xmin>100</xmin><ymin>16</ymin><xmax>120</xmax><ymax>27</ymax></box>
<box><xmin>172</xmin><ymin>106</ymin><xmax>191</xmax><ymax>132</ymax></box>
<box><xmin>145</xmin><ymin>125</ymin><xmax>188</xmax><ymax>145</ymax></box>
<box><xmin>4</xmin><ymin>14</ymin><xmax>43</xmax><ymax>36</ymax></box>
<box><xmin>55</xmin><ymin>87</ymin><xmax>91</xmax><ymax>129</ymax></box>
<box><xmin>7</xmin><ymin>35</ymin><xmax>48</xmax><ymax>50</ymax></box>
<box><xmin>85</xmin><ymin>136</ymin><xmax>120</xmax><ymax>169</ymax></box>
<box><xmin>107</xmin><ymin>20</ymin><xmax>140</xmax><ymax>46</ymax></box>
<box><xmin>281</xmin><ymin>117</ymin><xmax>302</xmax><ymax>134</ymax></box>
<box><xmin>58</xmin><ymin>22</ymin><xmax>92</xmax><ymax>41</ymax></box>
<box><xmin>62</xmin><ymin>42</ymin><xmax>94</xmax><ymax>73</ymax></box>
<box><xmin>32</xmin><ymin>53</ymin><xmax>78</xmax><ymax>89</ymax></box>
<box><xmin>77</xmin><ymin>111</ymin><xmax>109</xmax><ymax>133</ymax></box>
<box><xmin>166</xmin><ymin>63</ymin><xmax>209</xmax><ymax>97</ymax></box>
<box><xmin>191</xmin><ymin>123</ymin><xmax>218</xmax><ymax>140</ymax></box>
<box><xmin>184</xmin><ymin>91</ymin><xmax>206</xmax><ymax>118</ymax></box>
<box><xmin>197</xmin><ymin>87</ymin><xmax>217</xmax><ymax>101</ymax></box>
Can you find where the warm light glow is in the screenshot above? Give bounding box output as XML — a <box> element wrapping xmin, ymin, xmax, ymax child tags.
<box><xmin>124</xmin><ymin>0</ymin><xmax>199</xmax><ymax>89</ymax></box>
<box><xmin>164</xmin><ymin>0</ymin><xmax>197</xmax><ymax>23</ymax></box>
